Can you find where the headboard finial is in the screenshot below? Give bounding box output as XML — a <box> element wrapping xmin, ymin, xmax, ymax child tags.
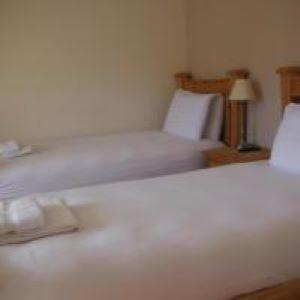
<box><xmin>175</xmin><ymin>73</ymin><xmax>193</xmax><ymax>89</ymax></box>
<box><xmin>227</xmin><ymin>69</ymin><xmax>249</xmax><ymax>80</ymax></box>
<box><xmin>277</xmin><ymin>66</ymin><xmax>300</xmax><ymax>109</ymax></box>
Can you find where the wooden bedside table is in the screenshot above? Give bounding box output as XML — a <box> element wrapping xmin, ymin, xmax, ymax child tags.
<box><xmin>232</xmin><ymin>279</ymin><xmax>300</xmax><ymax>299</ymax></box>
<box><xmin>204</xmin><ymin>147</ymin><xmax>271</xmax><ymax>167</ymax></box>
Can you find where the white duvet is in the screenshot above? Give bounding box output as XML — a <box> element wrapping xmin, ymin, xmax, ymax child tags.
<box><xmin>0</xmin><ymin>131</ymin><xmax>222</xmax><ymax>200</ymax></box>
<box><xmin>0</xmin><ymin>162</ymin><xmax>299</xmax><ymax>300</ymax></box>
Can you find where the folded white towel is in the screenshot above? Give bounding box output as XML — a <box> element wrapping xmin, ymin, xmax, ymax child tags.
<box><xmin>7</xmin><ymin>196</ymin><xmax>45</xmax><ymax>233</ymax></box>
<box><xmin>37</xmin><ymin>197</ymin><xmax>78</xmax><ymax>233</ymax></box>
<box><xmin>0</xmin><ymin>140</ymin><xmax>20</xmax><ymax>155</ymax></box>
<box><xmin>1</xmin><ymin>145</ymin><xmax>33</xmax><ymax>159</ymax></box>
<box><xmin>0</xmin><ymin>197</ymin><xmax>78</xmax><ymax>245</ymax></box>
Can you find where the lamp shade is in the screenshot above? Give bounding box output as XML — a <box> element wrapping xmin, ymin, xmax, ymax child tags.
<box><xmin>229</xmin><ymin>79</ymin><xmax>256</xmax><ymax>101</ymax></box>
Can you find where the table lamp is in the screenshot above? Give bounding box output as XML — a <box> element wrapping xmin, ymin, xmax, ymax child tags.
<box><xmin>229</xmin><ymin>79</ymin><xmax>260</xmax><ymax>152</ymax></box>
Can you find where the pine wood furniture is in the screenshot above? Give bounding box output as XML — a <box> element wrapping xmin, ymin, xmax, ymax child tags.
<box><xmin>277</xmin><ymin>66</ymin><xmax>300</xmax><ymax>108</ymax></box>
<box><xmin>204</xmin><ymin>146</ymin><xmax>270</xmax><ymax>167</ymax></box>
<box><xmin>203</xmin><ymin>65</ymin><xmax>300</xmax><ymax>168</ymax></box>
<box><xmin>175</xmin><ymin>69</ymin><xmax>249</xmax><ymax>148</ymax></box>
<box><xmin>233</xmin><ymin>279</ymin><xmax>300</xmax><ymax>300</ymax></box>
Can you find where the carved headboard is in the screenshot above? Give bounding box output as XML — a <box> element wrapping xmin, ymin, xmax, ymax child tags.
<box><xmin>277</xmin><ymin>66</ymin><xmax>300</xmax><ymax>109</ymax></box>
<box><xmin>175</xmin><ymin>69</ymin><xmax>249</xmax><ymax>148</ymax></box>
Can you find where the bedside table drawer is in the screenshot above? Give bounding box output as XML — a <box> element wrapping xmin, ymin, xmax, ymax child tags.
<box><xmin>207</xmin><ymin>160</ymin><xmax>229</xmax><ymax>168</ymax></box>
<box><xmin>204</xmin><ymin>147</ymin><xmax>271</xmax><ymax>167</ymax></box>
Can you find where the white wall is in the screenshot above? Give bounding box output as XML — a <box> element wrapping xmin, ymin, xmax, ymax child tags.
<box><xmin>187</xmin><ymin>0</ymin><xmax>300</xmax><ymax>146</ymax></box>
<box><xmin>0</xmin><ymin>0</ymin><xmax>187</xmax><ymax>140</ymax></box>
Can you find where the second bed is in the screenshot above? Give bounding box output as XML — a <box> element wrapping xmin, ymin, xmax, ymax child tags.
<box><xmin>0</xmin><ymin>69</ymin><xmax>248</xmax><ymax>200</ymax></box>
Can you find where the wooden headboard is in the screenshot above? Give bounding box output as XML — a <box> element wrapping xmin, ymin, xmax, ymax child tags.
<box><xmin>175</xmin><ymin>69</ymin><xmax>249</xmax><ymax>147</ymax></box>
<box><xmin>277</xmin><ymin>66</ymin><xmax>300</xmax><ymax>109</ymax></box>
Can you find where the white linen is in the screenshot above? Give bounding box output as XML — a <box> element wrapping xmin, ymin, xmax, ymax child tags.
<box><xmin>0</xmin><ymin>140</ymin><xmax>20</xmax><ymax>156</ymax></box>
<box><xmin>0</xmin><ymin>140</ymin><xmax>33</xmax><ymax>159</ymax></box>
<box><xmin>6</xmin><ymin>196</ymin><xmax>44</xmax><ymax>233</ymax></box>
<box><xmin>0</xmin><ymin>198</ymin><xmax>78</xmax><ymax>245</ymax></box>
<box><xmin>271</xmin><ymin>103</ymin><xmax>300</xmax><ymax>173</ymax></box>
<box><xmin>0</xmin><ymin>131</ymin><xmax>222</xmax><ymax>200</ymax></box>
<box><xmin>203</xmin><ymin>94</ymin><xmax>224</xmax><ymax>141</ymax></box>
<box><xmin>163</xmin><ymin>90</ymin><xmax>213</xmax><ymax>140</ymax></box>
<box><xmin>0</xmin><ymin>162</ymin><xmax>299</xmax><ymax>300</ymax></box>
<box><xmin>2</xmin><ymin>145</ymin><xmax>33</xmax><ymax>159</ymax></box>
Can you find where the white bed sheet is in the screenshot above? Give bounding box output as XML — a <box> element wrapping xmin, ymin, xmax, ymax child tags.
<box><xmin>0</xmin><ymin>131</ymin><xmax>222</xmax><ymax>200</ymax></box>
<box><xmin>0</xmin><ymin>162</ymin><xmax>299</xmax><ymax>300</ymax></box>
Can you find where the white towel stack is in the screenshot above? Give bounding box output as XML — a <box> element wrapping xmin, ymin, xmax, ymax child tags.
<box><xmin>7</xmin><ymin>197</ymin><xmax>45</xmax><ymax>233</ymax></box>
<box><xmin>0</xmin><ymin>196</ymin><xmax>78</xmax><ymax>245</ymax></box>
<box><xmin>0</xmin><ymin>140</ymin><xmax>33</xmax><ymax>158</ymax></box>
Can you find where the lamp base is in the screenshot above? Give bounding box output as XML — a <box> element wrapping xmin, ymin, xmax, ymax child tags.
<box><xmin>237</xmin><ymin>143</ymin><xmax>261</xmax><ymax>152</ymax></box>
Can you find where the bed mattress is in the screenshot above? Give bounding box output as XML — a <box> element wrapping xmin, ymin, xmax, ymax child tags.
<box><xmin>0</xmin><ymin>162</ymin><xmax>299</xmax><ymax>299</ymax></box>
<box><xmin>0</xmin><ymin>131</ymin><xmax>222</xmax><ymax>200</ymax></box>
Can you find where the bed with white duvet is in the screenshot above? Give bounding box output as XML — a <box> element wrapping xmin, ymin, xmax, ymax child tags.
<box><xmin>1</xmin><ymin>103</ymin><xmax>300</xmax><ymax>299</ymax></box>
<box><xmin>0</xmin><ymin>89</ymin><xmax>224</xmax><ymax>200</ymax></box>
<box><xmin>4</xmin><ymin>68</ymin><xmax>300</xmax><ymax>300</ymax></box>
<box><xmin>0</xmin><ymin>131</ymin><xmax>222</xmax><ymax>200</ymax></box>
<box><xmin>0</xmin><ymin>161</ymin><xmax>299</xmax><ymax>300</ymax></box>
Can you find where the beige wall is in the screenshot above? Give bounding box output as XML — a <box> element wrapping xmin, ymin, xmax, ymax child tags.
<box><xmin>0</xmin><ymin>0</ymin><xmax>186</xmax><ymax>140</ymax></box>
<box><xmin>2</xmin><ymin>0</ymin><xmax>299</xmax><ymax>145</ymax></box>
<box><xmin>187</xmin><ymin>0</ymin><xmax>300</xmax><ymax>146</ymax></box>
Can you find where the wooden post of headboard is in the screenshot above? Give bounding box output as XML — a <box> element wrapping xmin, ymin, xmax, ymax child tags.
<box><xmin>175</xmin><ymin>69</ymin><xmax>249</xmax><ymax>148</ymax></box>
<box><xmin>175</xmin><ymin>73</ymin><xmax>193</xmax><ymax>89</ymax></box>
<box><xmin>277</xmin><ymin>66</ymin><xmax>300</xmax><ymax>110</ymax></box>
<box><xmin>226</xmin><ymin>69</ymin><xmax>249</xmax><ymax>147</ymax></box>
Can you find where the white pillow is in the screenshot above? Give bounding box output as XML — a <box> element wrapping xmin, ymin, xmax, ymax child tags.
<box><xmin>271</xmin><ymin>103</ymin><xmax>300</xmax><ymax>173</ymax></box>
<box><xmin>203</xmin><ymin>94</ymin><xmax>224</xmax><ymax>141</ymax></box>
<box><xmin>163</xmin><ymin>89</ymin><xmax>213</xmax><ymax>141</ymax></box>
